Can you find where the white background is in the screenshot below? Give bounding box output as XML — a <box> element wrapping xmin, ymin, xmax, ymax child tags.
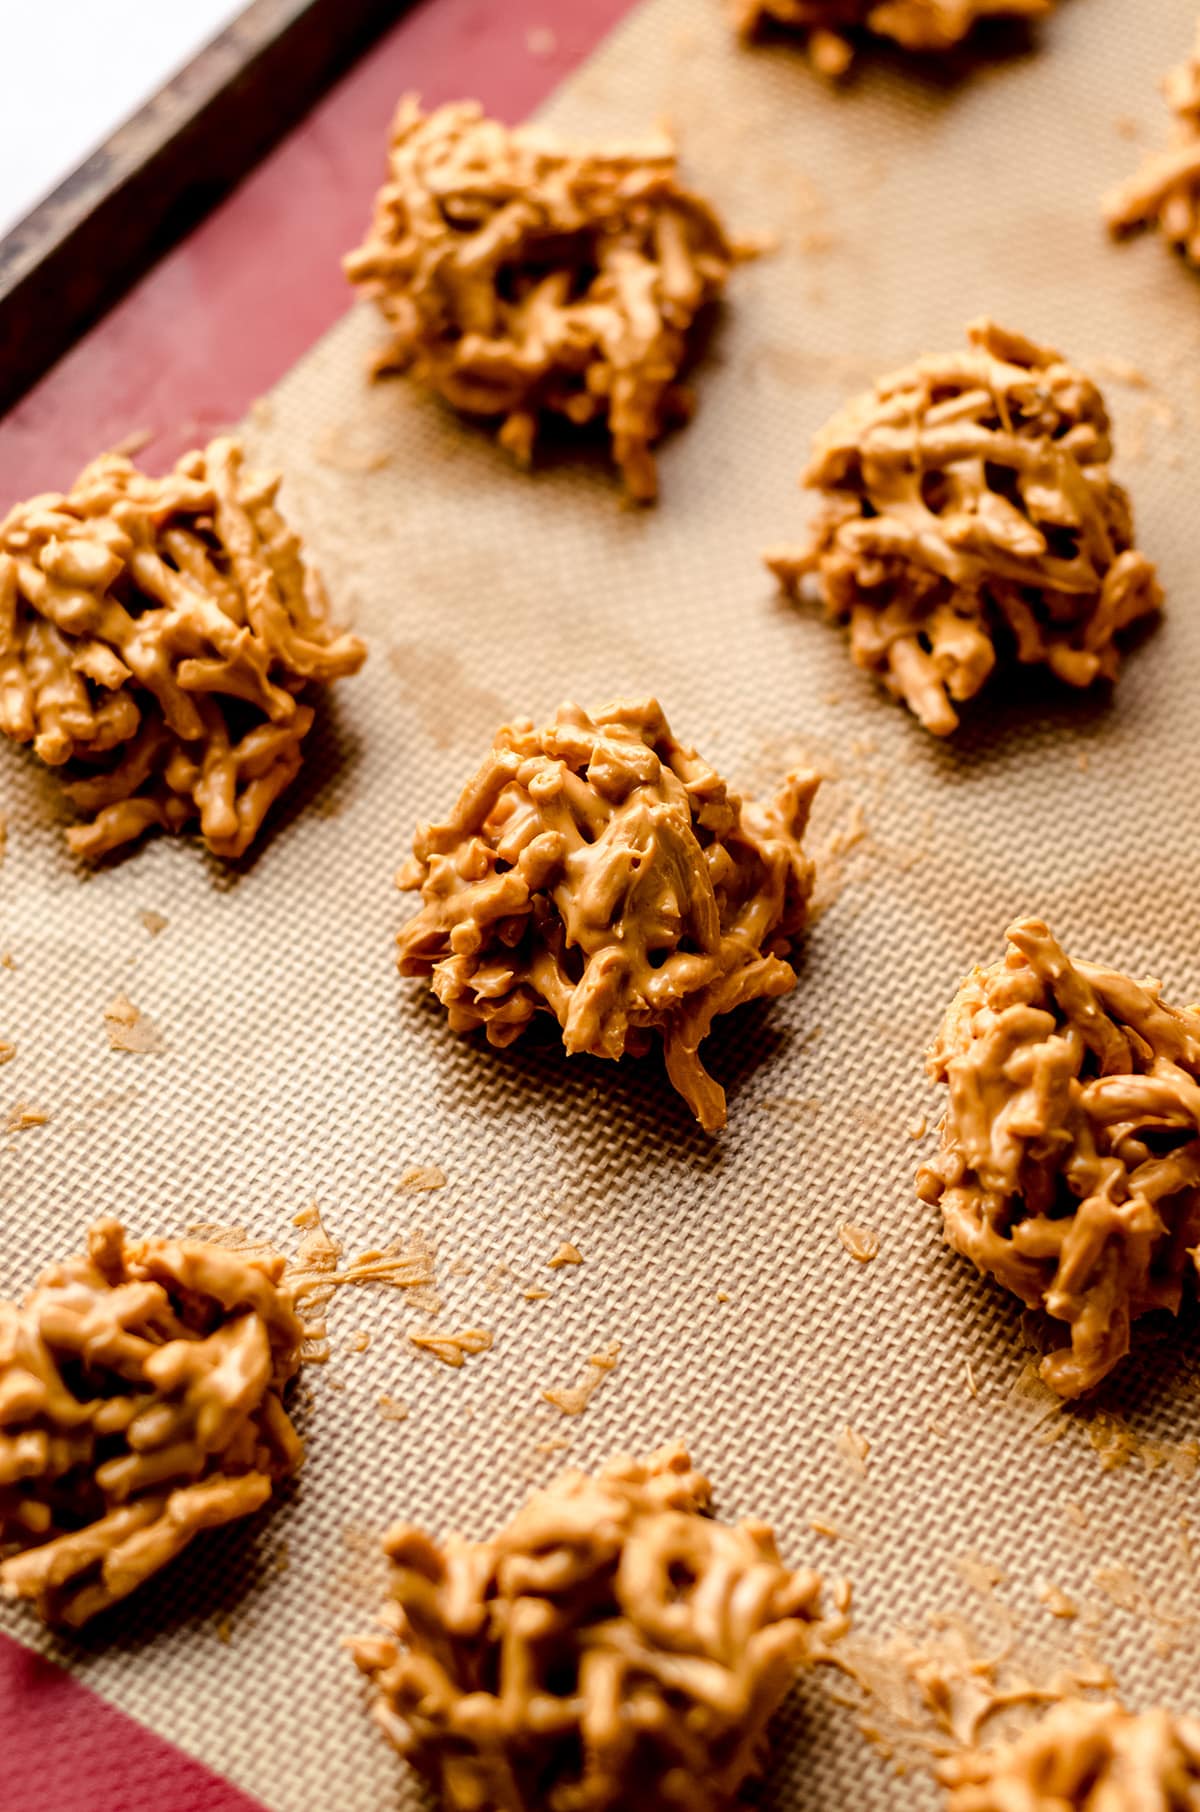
<box><xmin>0</xmin><ymin>0</ymin><xmax>248</xmax><ymax>238</ymax></box>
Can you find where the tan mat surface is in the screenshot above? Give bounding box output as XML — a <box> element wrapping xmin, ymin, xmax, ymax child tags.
<box><xmin>3</xmin><ymin>0</ymin><xmax>1200</xmax><ymax>1805</ymax></box>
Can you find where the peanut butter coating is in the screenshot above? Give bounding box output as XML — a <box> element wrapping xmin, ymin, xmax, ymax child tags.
<box><xmin>350</xmin><ymin>1443</ymin><xmax>824</xmax><ymax>1812</ymax></box>
<box><xmin>0</xmin><ymin>438</ymin><xmax>365</xmax><ymax>858</ymax></box>
<box><xmin>0</xmin><ymin>1220</ymin><xmax>304</xmax><ymax>1626</ymax></box>
<box><xmin>918</xmin><ymin>919</ymin><xmax>1200</xmax><ymax>1398</ymax></box>
<box><xmin>344</xmin><ymin>98</ymin><xmax>737</xmax><ymax>502</ymax></box>
<box><xmin>395</xmin><ymin>698</ymin><xmax>819</xmax><ymax>1131</ymax></box>
<box><xmin>768</xmin><ymin>320</ymin><xmax>1160</xmax><ymax>735</ymax></box>
<box><xmin>730</xmin><ymin>0</ymin><xmax>1055</xmax><ymax>74</ymax></box>
<box><xmin>942</xmin><ymin>1699</ymin><xmax>1200</xmax><ymax>1810</ymax></box>
<box><xmin>1105</xmin><ymin>25</ymin><xmax>1200</xmax><ymax>264</ymax></box>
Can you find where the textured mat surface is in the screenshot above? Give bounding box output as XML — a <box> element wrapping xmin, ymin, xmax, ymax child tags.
<box><xmin>3</xmin><ymin>1</ymin><xmax>1200</xmax><ymax>1807</ymax></box>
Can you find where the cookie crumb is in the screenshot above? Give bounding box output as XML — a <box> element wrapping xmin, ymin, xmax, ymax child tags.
<box><xmin>836</xmin><ymin>1424</ymin><xmax>870</xmax><ymax>1478</ymax></box>
<box><xmin>543</xmin><ymin>1342</ymin><xmax>620</xmax><ymax>1416</ymax></box>
<box><xmin>548</xmin><ymin>1242</ymin><xmax>582</xmax><ymax>1269</ymax></box>
<box><xmin>7</xmin><ymin>1104</ymin><xmax>48</xmax><ymax>1131</ymax></box>
<box><xmin>837</xmin><ymin>1223</ymin><xmax>879</xmax><ymax>1263</ymax></box>
<box><xmin>956</xmin><ymin>1550</ymin><xmax>1005</xmax><ymax>1597</ymax></box>
<box><xmin>104</xmin><ymin>995</ymin><xmax>165</xmax><ymax>1055</ymax></box>
<box><xmin>139</xmin><ymin>910</ymin><xmax>169</xmax><ymax>936</ymax></box>
<box><xmin>397</xmin><ymin>1164</ymin><xmax>447</xmax><ymax>1193</ymax></box>
<box><xmin>377</xmin><ymin>1394</ymin><xmax>409</xmax><ymax>1422</ymax></box>
<box><xmin>1037</xmin><ymin>1582</ymin><xmax>1079</xmax><ymax>1619</ymax></box>
<box><xmin>408</xmin><ymin>1328</ymin><xmax>492</xmax><ymax>1369</ymax></box>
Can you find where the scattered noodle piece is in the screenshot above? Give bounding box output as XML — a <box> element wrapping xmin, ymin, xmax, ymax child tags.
<box><xmin>139</xmin><ymin>910</ymin><xmax>168</xmax><ymax>936</ymax></box>
<box><xmin>543</xmin><ymin>1342</ymin><xmax>621</xmax><ymax>1415</ymax></box>
<box><xmin>408</xmin><ymin>1328</ymin><xmax>492</xmax><ymax>1369</ymax></box>
<box><xmin>548</xmin><ymin>1242</ymin><xmax>582</xmax><ymax>1269</ymax></box>
<box><xmin>827</xmin><ymin>1606</ymin><xmax>1116</xmax><ymax>1777</ymax></box>
<box><xmin>287</xmin><ymin>1203</ymin><xmax>437</xmax><ymax>1360</ymax></box>
<box><xmin>523</xmin><ymin>1286</ymin><xmax>551</xmax><ymax>1301</ymax></box>
<box><xmin>104</xmin><ymin>994</ymin><xmax>165</xmax><ymax>1055</ymax></box>
<box><xmin>837</xmin><ymin>1222</ymin><xmax>879</xmax><ymax>1263</ymax></box>
<box><xmin>809</xmin><ymin>1515</ymin><xmax>846</xmax><ymax>1542</ymax></box>
<box><xmin>349</xmin><ymin>1330</ymin><xmax>371</xmax><ymax>1354</ymax></box>
<box><xmin>0</xmin><ymin>1042</ymin><xmax>14</xmax><ymax>1065</ymax></box>
<box><xmin>377</xmin><ymin>1395</ymin><xmax>409</xmax><ymax>1422</ymax></box>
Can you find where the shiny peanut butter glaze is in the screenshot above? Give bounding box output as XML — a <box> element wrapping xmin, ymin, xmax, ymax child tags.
<box><xmin>730</xmin><ymin>0</ymin><xmax>1054</xmax><ymax>75</ymax></box>
<box><xmin>0</xmin><ymin>1220</ymin><xmax>304</xmax><ymax>1626</ymax></box>
<box><xmin>395</xmin><ymin>698</ymin><xmax>820</xmax><ymax>1132</ymax></box>
<box><xmin>350</xmin><ymin>1443</ymin><xmax>824</xmax><ymax>1812</ymax></box>
<box><xmin>0</xmin><ymin>438</ymin><xmax>365</xmax><ymax>858</ymax></box>
<box><xmin>1105</xmin><ymin>25</ymin><xmax>1200</xmax><ymax>263</ymax></box>
<box><xmin>942</xmin><ymin>1700</ymin><xmax>1200</xmax><ymax>1811</ymax></box>
<box><xmin>767</xmin><ymin>320</ymin><xmax>1160</xmax><ymax>734</ymax></box>
<box><xmin>917</xmin><ymin>919</ymin><xmax>1200</xmax><ymax>1398</ymax></box>
<box><xmin>344</xmin><ymin>99</ymin><xmax>738</xmax><ymax>502</ymax></box>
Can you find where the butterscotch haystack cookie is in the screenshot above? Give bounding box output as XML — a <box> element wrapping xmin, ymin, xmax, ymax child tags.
<box><xmin>917</xmin><ymin>919</ymin><xmax>1200</xmax><ymax>1398</ymax></box>
<box><xmin>0</xmin><ymin>1220</ymin><xmax>303</xmax><ymax>1626</ymax></box>
<box><xmin>395</xmin><ymin>699</ymin><xmax>819</xmax><ymax>1132</ymax></box>
<box><xmin>941</xmin><ymin>1699</ymin><xmax>1200</xmax><ymax>1809</ymax></box>
<box><xmin>0</xmin><ymin>438</ymin><xmax>366</xmax><ymax>859</ymax></box>
<box><xmin>350</xmin><ymin>1443</ymin><xmax>825</xmax><ymax>1812</ymax></box>
<box><xmin>1105</xmin><ymin>25</ymin><xmax>1200</xmax><ymax>265</ymax></box>
<box><xmin>731</xmin><ymin>1</ymin><xmax>1054</xmax><ymax>77</ymax></box>
<box><xmin>343</xmin><ymin>98</ymin><xmax>737</xmax><ymax>502</ymax></box>
<box><xmin>767</xmin><ymin>320</ymin><xmax>1161</xmax><ymax>736</ymax></box>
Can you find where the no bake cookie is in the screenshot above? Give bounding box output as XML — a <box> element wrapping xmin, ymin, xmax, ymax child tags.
<box><xmin>345</xmin><ymin>99</ymin><xmax>737</xmax><ymax>501</ymax></box>
<box><xmin>731</xmin><ymin>1</ymin><xmax>1055</xmax><ymax>77</ymax></box>
<box><xmin>0</xmin><ymin>1220</ymin><xmax>303</xmax><ymax>1625</ymax></box>
<box><xmin>942</xmin><ymin>1699</ymin><xmax>1200</xmax><ymax>1810</ymax></box>
<box><xmin>395</xmin><ymin>698</ymin><xmax>819</xmax><ymax>1131</ymax></box>
<box><xmin>917</xmin><ymin>919</ymin><xmax>1200</xmax><ymax>1397</ymax></box>
<box><xmin>350</xmin><ymin>1443</ymin><xmax>825</xmax><ymax>1812</ymax></box>
<box><xmin>767</xmin><ymin>321</ymin><xmax>1160</xmax><ymax>735</ymax></box>
<box><xmin>1105</xmin><ymin>23</ymin><xmax>1200</xmax><ymax>266</ymax></box>
<box><xmin>0</xmin><ymin>438</ymin><xmax>365</xmax><ymax>858</ymax></box>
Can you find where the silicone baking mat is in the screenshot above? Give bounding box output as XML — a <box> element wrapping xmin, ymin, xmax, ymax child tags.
<box><xmin>3</xmin><ymin>1</ymin><xmax>1200</xmax><ymax>1807</ymax></box>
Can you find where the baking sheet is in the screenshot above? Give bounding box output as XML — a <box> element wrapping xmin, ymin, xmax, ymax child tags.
<box><xmin>4</xmin><ymin>0</ymin><xmax>1200</xmax><ymax>1806</ymax></box>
